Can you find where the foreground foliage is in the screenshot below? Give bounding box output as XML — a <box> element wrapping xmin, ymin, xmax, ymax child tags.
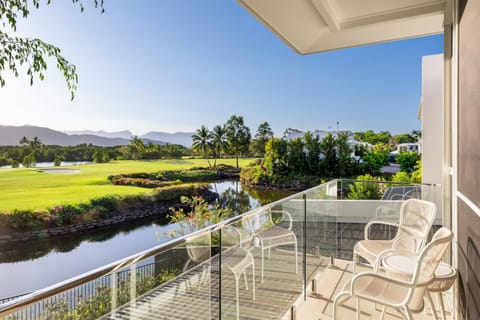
<box><xmin>16</xmin><ymin>269</ymin><xmax>178</xmax><ymax>320</ymax></box>
<box><xmin>167</xmin><ymin>196</ymin><xmax>232</xmax><ymax>238</ymax></box>
<box><xmin>0</xmin><ymin>0</ymin><xmax>105</xmax><ymax>99</ymax></box>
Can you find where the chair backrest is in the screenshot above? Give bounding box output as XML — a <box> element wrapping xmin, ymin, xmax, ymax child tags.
<box><xmin>394</xmin><ymin>198</ymin><xmax>437</xmax><ymax>253</ymax></box>
<box><xmin>415</xmin><ymin>227</ymin><xmax>453</xmax><ymax>284</ymax></box>
<box><xmin>406</xmin><ymin>227</ymin><xmax>453</xmax><ymax>310</ymax></box>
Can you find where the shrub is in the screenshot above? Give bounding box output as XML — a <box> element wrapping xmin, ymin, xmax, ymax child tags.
<box><xmin>0</xmin><ymin>209</ymin><xmax>49</xmax><ymax>229</ymax></box>
<box><xmin>396</xmin><ymin>151</ymin><xmax>421</xmax><ymax>173</ymax></box>
<box><xmin>410</xmin><ymin>160</ymin><xmax>422</xmax><ymax>183</ymax></box>
<box><xmin>22</xmin><ymin>153</ymin><xmax>36</xmax><ymax>168</ymax></box>
<box><xmin>240</xmin><ymin>165</ymin><xmax>267</xmax><ymax>185</ymax></box>
<box><xmin>111</xmin><ymin>177</ymin><xmax>181</xmax><ymax>188</ymax></box>
<box><xmin>50</xmin><ymin>204</ymin><xmax>82</xmax><ymax>226</ymax></box>
<box><xmin>0</xmin><ymin>155</ymin><xmax>10</xmax><ymax>166</ymax></box>
<box><xmin>347</xmin><ymin>174</ymin><xmax>384</xmax><ymax>200</ymax></box>
<box><xmin>151</xmin><ymin>184</ymin><xmax>209</xmax><ymax>202</ymax></box>
<box><xmin>391</xmin><ymin>160</ymin><xmax>422</xmax><ymax>183</ymax></box>
<box><xmin>93</xmin><ymin>150</ymin><xmax>109</xmax><ymax>163</ymax></box>
<box><xmin>167</xmin><ymin>196</ymin><xmax>232</xmax><ymax>238</ymax></box>
<box><xmin>361</xmin><ymin>151</ymin><xmax>387</xmax><ymax>175</ymax></box>
<box><xmin>392</xmin><ymin>171</ymin><xmax>411</xmax><ymax>183</ymax></box>
<box><xmin>11</xmin><ymin>160</ymin><xmax>19</xmax><ymax>168</ymax></box>
<box><xmin>90</xmin><ymin>196</ymin><xmax>119</xmax><ymax>217</ymax></box>
<box><xmin>54</xmin><ymin>156</ymin><xmax>62</xmax><ymax>167</ymax></box>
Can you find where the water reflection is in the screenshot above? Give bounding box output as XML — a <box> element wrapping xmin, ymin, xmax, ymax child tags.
<box><xmin>0</xmin><ymin>217</ymin><xmax>169</xmax><ymax>263</ymax></box>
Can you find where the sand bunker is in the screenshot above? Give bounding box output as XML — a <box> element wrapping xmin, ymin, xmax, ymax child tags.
<box><xmin>41</xmin><ymin>168</ymin><xmax>82</xmax><ymax>174</ymax></box>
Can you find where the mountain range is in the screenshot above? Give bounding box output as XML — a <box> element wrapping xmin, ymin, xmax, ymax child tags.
<box><xmin>0</xmin><ymin>125</ymin><xmax>194</xmax><ymax>147</ymax></box>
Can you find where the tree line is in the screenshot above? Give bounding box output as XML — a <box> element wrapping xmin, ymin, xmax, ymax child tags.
<box><xmin>191</xmin><ymin>115</ymin><xmax>274</xmax><ymax>168</ymax></box>
<box><xmin>0</xmin><ymin>136</ymin><xmax>189</xmax><ymax>167</ymax></box>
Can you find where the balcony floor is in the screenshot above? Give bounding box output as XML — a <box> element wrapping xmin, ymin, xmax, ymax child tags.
<box><xmin>102</xmin><ymin>248</ymin><xmax>455</xmax><ymax>320</ymax></box>
<box><xmin>103</xmin><ymin>247</ymin><xmax>329</xmax><ymax>320</ymax></box>
<box><xmin>297</xmin><ymin>259</ymin><xmax>455</xmax><ymax>320</ymax></box>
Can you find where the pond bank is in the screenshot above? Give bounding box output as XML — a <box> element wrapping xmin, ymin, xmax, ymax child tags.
<box><xmin>0</xmin><ymin>190</ymin><xmax>218</xmax><ymax>244</ymax></box>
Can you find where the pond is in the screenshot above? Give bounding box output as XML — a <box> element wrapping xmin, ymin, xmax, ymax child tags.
<box><xmin>0</xmin><ymin>180</ymin><xmax>293</xmax><ymax>300</ymax></box>
<box><xmin>0</xmin><ymin>161</ymin><xmax>92</xmax><ymax>169</ymax></box>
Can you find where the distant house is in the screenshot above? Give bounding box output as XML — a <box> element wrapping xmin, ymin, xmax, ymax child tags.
<box><xmin>391</xmin><ymin>142</ymin><xmax>421</xmax><ymax>154</ymax></box>
<box><xmin>283</xmin><ymin>129</ymin><xmax>370</xmax><ymax>160</ymax></box>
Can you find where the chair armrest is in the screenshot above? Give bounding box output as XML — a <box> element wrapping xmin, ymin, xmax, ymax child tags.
<box><xmin>364</xmin><ymin>220</ymin><xmax>399</xmax><ymax>240</ymax></box>
<box><xmin>351</xmin><ymin>271</ymin><xmax>415</xmax><ymax>296</ymax></box>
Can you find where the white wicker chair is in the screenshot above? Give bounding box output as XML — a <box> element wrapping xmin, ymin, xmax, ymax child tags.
<box><xmin>353</xmin><ymin>198</ymin><xmax>437</xmax><ymax>274</ymax></box>
<box><xmin>334</xmin><ymin>227</ymin><xmax>453</xmax><ymax>320</ymax></box>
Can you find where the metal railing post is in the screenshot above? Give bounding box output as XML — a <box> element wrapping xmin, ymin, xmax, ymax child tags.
<box><xmin>111</xmin><ymin>273</ymin><xmax>117</xmax><ymax>314</ymax></box>
<box><xmin>303</xmin><ymin>194</ymin><xmax>307</xmax><ymax>301</ymax></box>
<box><xmin>130</xmin><ymin>263</ymin><xmax>137</xmax><ymax>304</ymax></box>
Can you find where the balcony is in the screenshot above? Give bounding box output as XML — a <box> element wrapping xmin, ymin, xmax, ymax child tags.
<box><xmin>0</xmin><ymin>179</ymin><xmax>455</xmax><ymax>320</ymax></box>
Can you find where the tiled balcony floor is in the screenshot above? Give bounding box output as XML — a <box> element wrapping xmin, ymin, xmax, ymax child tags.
<box><xmin>298</xmin><ymin>259</ymin><xmax>456</xmax><ymax>320</ymax></box>
<box><xmin>99</xmin><ymin>246</ymin><xmax>457</xmax><ymax>320</ymax></box>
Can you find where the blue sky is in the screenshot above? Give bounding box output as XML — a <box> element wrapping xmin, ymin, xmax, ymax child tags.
<box><xmin>0</xmin><ymin>0</ymin><xmax>443</xmax><ymax>136</ymax></box>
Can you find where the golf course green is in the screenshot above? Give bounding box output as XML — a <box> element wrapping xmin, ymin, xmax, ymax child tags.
<box><xmin>0</xmin><ymin>158</ymin><xmax>255</xmax><ymax>212</ymax></box>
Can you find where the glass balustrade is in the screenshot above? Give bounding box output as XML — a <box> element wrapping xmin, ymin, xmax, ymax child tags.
<box><xmin>0</xmin><ymin>179</ymin><xmax>443</xmax><ymax>320</ymax></box>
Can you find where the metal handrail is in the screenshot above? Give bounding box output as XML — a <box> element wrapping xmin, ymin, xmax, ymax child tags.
<box><xmin>338</xmin><ymin>179</ymin><xmax>440</xmax><ymax>187</ymax></box>
<box><xmin>0</xmin><ymin>180</ymin><xmax>334</xmax><ymax>316</ymax></box>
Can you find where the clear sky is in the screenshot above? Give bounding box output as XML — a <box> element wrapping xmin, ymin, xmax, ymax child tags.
<box><xmin>0</xmin><ymin>0</ymin><xmax>444</xmax><ymax>136</ymax></box>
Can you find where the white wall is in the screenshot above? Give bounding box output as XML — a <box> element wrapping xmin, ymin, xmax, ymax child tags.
<box><xmin>421</xmin><ymin>54</ymin><xmax>444</xmax><ymax>223</ymax></box>
<box><xmin>421</xmin><ymin>54</ymin><xmax>444</xmax><ymax>185</ymax></box>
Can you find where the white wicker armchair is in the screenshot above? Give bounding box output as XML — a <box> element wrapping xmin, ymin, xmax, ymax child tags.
<box><xmin>334</xmin><ymin>227</ymin><xmax>453</xmax><ymax>320</ymax></box>
<box><xmin>353</xmin><ymin>198</ymin><xmax>437</xmax><ymax>274</ymax></box>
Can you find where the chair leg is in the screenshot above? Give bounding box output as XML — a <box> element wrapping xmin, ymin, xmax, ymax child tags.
<box><xmin>426</xmin><ymin>291</ymin><xmax>439</xmax><ymax>320</ymax></box>
<box><xmin>261</xmin><ymin>248</ymin><xmax>265</xmax><ymax>283</ymax></box>
<box><xmin>356</xmin><ymin>298</ymin><xmax>360</xmax><ymax>320</ymax></box>
<box><xmin>352</xmin><ymin>252</ymin><xmax>357</xmax><ymax>274</ymax></box>
<box><xmin>333</xmin><ymin>292</ymin><xmax>350</xmax><ymax>320</ymax></box>
<box><xmin>235</xmin><ymin>275</ymin><xmax>240</xmax><ymax>320</ymax></box>
<box><xmin>243</xmin><ymin>271</ymin><xmax>248</xmax><ymax>290</ymax></box>
<box><xmin>436</xmin><ymin>292</ymin><xmax>447</xmax><ymax>320</ymax></box>
<box><xmin>294</xmin><ymin>239</ymin><xmax>298</xmax><ymax>274</ymax></box>
<box><xmin>403</xmin><ymin>306</ymin><xmax>413</xmax><ymax>320</ymax></box>
<box><xmin>380</xmin><ymin>305</ymin><xmax>386</xmax><ymax>320</ymax></box>
<box><xmin>252</xmin><ymin>263</ymin><xmax>256</xmax><ymax>300</ymax></box>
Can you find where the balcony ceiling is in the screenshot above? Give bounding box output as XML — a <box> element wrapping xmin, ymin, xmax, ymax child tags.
<box><xmin>237</xmin><ymin>0</ymin><xmax>446</xmax><ymax>54</ymax></box>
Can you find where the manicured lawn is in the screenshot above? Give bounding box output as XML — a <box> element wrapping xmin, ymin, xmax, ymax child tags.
<box><xmin>0</xmin><ymin>158</ymin><xmax>255</xmax><ymax>212</ymax></box>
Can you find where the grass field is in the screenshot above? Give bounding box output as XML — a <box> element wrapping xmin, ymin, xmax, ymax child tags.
<box><xmin>0</xmin><ymin>158</ymin><xmax>255</xmax><ymax>212</ymax></box>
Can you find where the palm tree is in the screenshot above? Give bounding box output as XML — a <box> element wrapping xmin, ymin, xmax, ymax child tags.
<box><xmin>128</xmin><ymin>136</ymin><xmax>145</xmax><ymax>160</ymax></box>
<box><xmin>29</xmin><ymin>136</ymin><xmax>43</xmax><ymax>151</ymax></box>
<box><xmin>19</xmin><ymin>136</ymin><xmax>30</xmax><ymax>146</ymax></box>
<box><xmin>211</xmin><ymin>125</ymin><xmax>228</xmax><ymax>168</ymax></box>
<box><xmin>192</xmin><ymin>125</ymin><xmax>213</xmax><ymax>168</ymax></box>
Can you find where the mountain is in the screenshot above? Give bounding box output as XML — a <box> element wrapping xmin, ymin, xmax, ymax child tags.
<box><xmin>0</xmin><ymin>125</ymin><xmax>165</xmax><ymax>147</ymax></box>
<box><xmin>64</xmin><ymin>130</ymin><xmax>133</xmax><ymax>139</ymax></box>
<box><xmin>141</xmin><ymin>131</ymin><xmax>194</xmax><ymax>147</ymax></box>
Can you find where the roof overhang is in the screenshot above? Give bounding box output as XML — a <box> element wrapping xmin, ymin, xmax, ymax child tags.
<box><xmin>238</xmin><ymin>0</ymin><xmax>446</xmax><ymax>54</ymax></box>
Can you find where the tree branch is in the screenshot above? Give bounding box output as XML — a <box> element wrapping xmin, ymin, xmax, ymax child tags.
<box><xmin>0</xmin><ymin>0</ymin><xmax>104</xmax><ymax>100</ymax></box>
